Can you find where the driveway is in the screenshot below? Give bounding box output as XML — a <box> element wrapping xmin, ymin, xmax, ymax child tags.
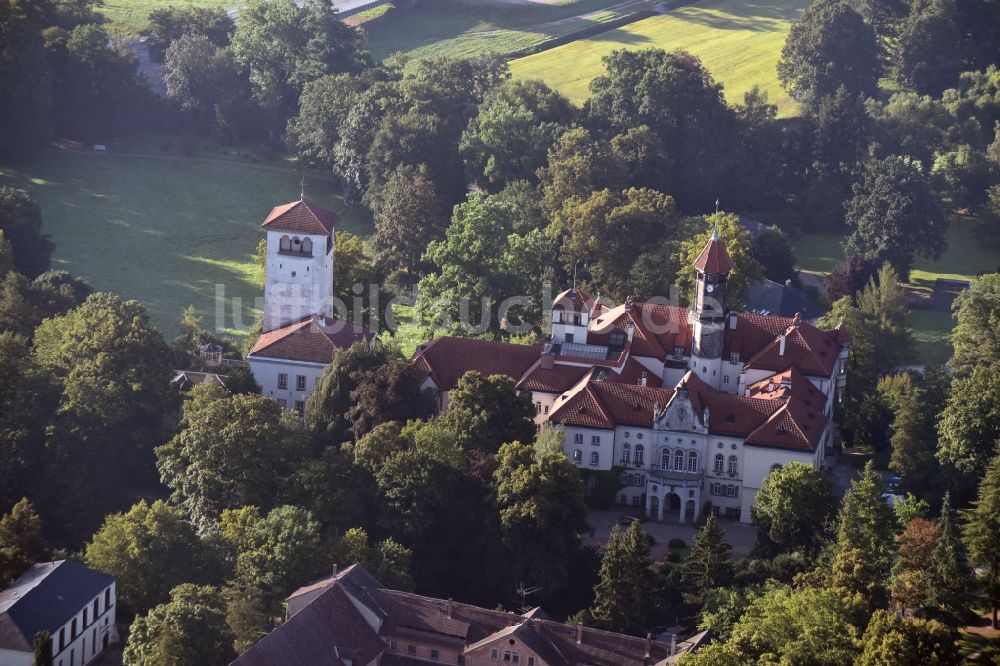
<box><xmin>586</xmin><ymin>508</ymin><xmax>758</xmax><ymax>562</ymax></box>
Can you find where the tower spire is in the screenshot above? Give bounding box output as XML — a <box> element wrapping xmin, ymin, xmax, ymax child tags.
<box><xmin>299</xmin><ymin>174</ymin><xmax>305</xmax><ymax>202</ymax></box>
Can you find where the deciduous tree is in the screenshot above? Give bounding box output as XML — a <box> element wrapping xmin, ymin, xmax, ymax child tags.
<box><xmin>751</xmin><ymin>462</ymin><xmax>836</xmax><ymax>553</ymax></box>
<box><xmin>124</xmin><ymin>584</ymin><xmax>235</xmax><ymax>666</ymax></box>
<box><xmin>964</xmin><ymin>449</ymin><xmax>1000</xmax><ymax>628</ymax></box>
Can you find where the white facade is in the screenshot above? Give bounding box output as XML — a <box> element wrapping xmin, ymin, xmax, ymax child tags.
<box><xmin>263</xmin><ymin>229</ymin><xmax>335</xmax><ymax>333</ymax></box>
<box><xmin>51</xmin><ymin>581</ymin><xmax>116</xmax><ymax>666</ymax></box>
<box><xmin>249</xmin><ymin>356</ymin><xmax>327</xmax><ymax>416</ymax></box>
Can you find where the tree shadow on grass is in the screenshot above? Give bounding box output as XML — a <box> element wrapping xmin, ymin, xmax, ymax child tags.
<box><xmin>667</xmin><ymin>0</ymin><xmax>807</xmax><ymax>32</ymax></box>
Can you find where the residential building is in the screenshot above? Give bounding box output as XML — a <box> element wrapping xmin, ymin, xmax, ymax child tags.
<box><xmin>233</xmin><ymin>564</ymin><xmax>708</xmax><ymax>665</ymax></box>
<box><xmin>0</xmin><ymin>560</ymin><xmax>116</xmax><ymax>666</ymax></box>
<box><xmin>412</xmin><ymin>234</ymin><xmax>850</xmax><ymax>523</ymax></box>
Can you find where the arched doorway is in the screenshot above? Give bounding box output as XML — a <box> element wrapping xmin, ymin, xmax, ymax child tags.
<box><xmin>685</xmin><ymin>500</ymin><xmax>697</xmax><ymax>523</ymax></box>
<box><xmin>667</xmin><ymin>493</ymin><xmax>681</xmax><ymax>514</ymax></box>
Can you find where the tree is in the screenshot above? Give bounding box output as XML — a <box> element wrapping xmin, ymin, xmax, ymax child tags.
<box><xmin>0</xmin><ymin>498</ymin><xmax>47</xmax><ymax>588</ymax></box>
<box><xmin>494</xmin><ymin>440</ymin><xmax>588</xmax><ymax>599</ymax></box>
<box><xmin>536</xmin><ymin>127</ymin><xmax>626</xmax><ymax>218</ymax></box>
<box><xmin>895</xmin><ymin>0</ymin><xmax>964</xmax><ymax>96</ymax></box>
<box><xmin>367</xmin><ymin>164</ymin><xmax>446</xmax><ymax>273</ymax></box>
<box><xmin>85</xmin><ymin>500</ymin><xmax>214</xmax><ymax>618</ymax></box>
<box><xmin>677</xmin><ymin>212</ymin><xmax>763</xmax><ymax>306</ymax></box>
<box><xmin>751</xmin><ymin>226</ymin><xmax>798</xmax><ymax>285</ymax></box>
<box><xmin>587</xmin><ymin>49</ymin><xmax>741</xmax><ymax>210</ymax></box>
<box><xmin>287</xmin><ymin>72</ymin><xmax>370</xmax><ymax>174</ymax></box>
<box><xmin>937</xmin><ymin>365</ymin><xmax>1000</xmax><ymax>479</ymax></box>
<box><xmin>682</xmin><ymin>514</ymin><xmax>734</xmax><ymax>609</ymax></box>
<box><xmin>831</xmin><ymin>461</ymin><xmax>897</xmax><ymax>610</ymax></box>
<box><xmin>230</xmin><ymin>0</ymin><xmax>370</xmax><ymax>119</ymax></box>
<box><xmin>878</xmin><ymin>368</ymin><xmax>949</xmax><ymax>496</ymax></box>
<box><xmin>844</xmin><ymin>155</ymin><xmax>947</xmax><ymax>279</ymax></box>
<box><xmin>143</xmin><ymin>6</ymin><xmax>234</xmax><ymax>62</ymax></box>
<box><xmin>163</xmin><ymin>35</ymin><xmax>256</xmax><ymax>138</ymax></box>
<box><xmin>778</xmin><ymin>0</ymin><xmax>880</xmax><ymax>112</ymax></box>
<box><xmin>419</xmin><ymin>194</ymin><xmax>550</xmax><ymax>333</ymax></box>
<box><xmin>32</xmin><ymin>630</ymin><xmax>52</xmax><ymax>666</ymax></box>
<box><xmin>332</xmin><ymin>527</ymin><xmax>414</xmax><ymax>591</ymax></box>
<box><xmin>0</xmin><ymin>335</ymin><xmax>51</xmax><ymax>508</ymax></box>
<box><xmin>156</xmin><ymin>393</ymin><xmax>308</xmax><ymax>527</ymax></box>
<box><xmin>891</xmin><ymin>517</ymin><xmax>938</xmax><ymax>614</ymax></box>
<box><xmin>964</xmin><ymin>449</ymin><xmax>1000</xmax><ymax>628</ymax></box>
<box><xmin>447</xmin><ymin>372</ymin><xmax>536</xmax><ymax>452</ymax></box>
<box><xmin>751</xmin><ymin>462</ymin><xmax>836</xmax><ymax>553</ymax></box>
<box><xmin>867</xmin><ymin>92</ymin><xmax>953</xmax><ymax>165</ymax></box>
<box><xmin>950</xmin><ymin>273</ymin><xmax>1000</xmax><ymax>375</ymax></box>
<box><xmin>587</xmin><ymin>520</ymin><xmax>656</xmax><ymax>636</ymax></box>
<box><xmin>856</xmin><ymin>610</ymin><xmax>958</xmax><ymax>665</ymax></box>
<box><xmin>0</xmin><ymin>187</ymin><xmax>52</xmax><ymax>279</ymax></box>
<box><xmin>548</xmin><ymin>187</ymin><xmax>683</xmax><ymax>300</ymax></box>
<box><xmin>924</xmin><ymin>493</ymin><xmax>975</xmax><ymax>625</ymax></box>
<box><xmin>123</xmin><ymin>584</ymin><xmax>235</xmax><ymax>666</ymax></box>
<box><xmin>0</xmin><ymin>0</ymin><xmax>51</xmax><ymax>159</ymax></box>
<box><xmin>826</xmin><ymin>255</ymin><xmax>878</xmax><ymax>302</ymax></box>
<box><xmin>931</xmin><ymin>144</ymin><xmax>993</xmax><ymax>211</ymax></box>
<box><xmin>813</xmin><ymin>85</ymin><xmax>872</xmax><ymax>175</ymax></box>
<box><xmin>220</xmin><ymin>505</ymin><xmax>328</xmax><ymax>615</ymax></box>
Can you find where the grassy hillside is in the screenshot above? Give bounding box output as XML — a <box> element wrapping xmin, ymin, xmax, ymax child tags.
<box><xmin>358</xmin><ymin>0</ymin><xmax>647</xmax><ymax>62</ymax></box>
<box><xmin>100</xmin><ymin>0</ymin><xmax>232</xmax><ymax>33</ymax></box>
<box><xmin>509</xmin><ymin>0</ymin><xmax>810</xmax><ymax>115</ymax></box>
<box><xmin>0</xmin><ymin>152</ymin><xmax>368</xmax><ymax>338</ymax></box>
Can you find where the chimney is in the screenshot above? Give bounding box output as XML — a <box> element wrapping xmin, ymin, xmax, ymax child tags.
<box><xmin>670</xmin><ymin>633</ymin><xmax>677</xmax><ymax>656</ymax></box>
<box><xmin>729</xmin><ymin>312</ymin><xmax>737</xmax><ymax>330</ymax></box>
<box><xmin>644</xmin><ymin>633</ymin><xmax>652</xmax><ymax>658</ymax></box>
<box><xmin>446</xmin><ymin>598</ymin><xmax>455</xmax><ymax>619</ymax></box>
<box><xmin>785</xmin><ymin>278</ymin><xmax>792</xmax><ymax>288</ymax></box>
<box><xmin>639</xmin><ymin>371</ymin><xmax>647</xmax><ymax>386</ymax></box>
<box><xmin>332</xmin><ymin>564</ymin><xmax>338</xmax><ymax>576</ymax></box>
<box><xmin>576</xmin><ymin>622</ymin><xmax>583</xmax><ymax>644</ymax></box>
<box><xmin>778</xmin><ymin>332</ymin><xmax>786</xmax><ymax>356</ymax></box>
<box><xmin>540</xmin><ymin>352</ymin><xmax>554</xmax><ymax>370</ymax></box>
<box><xmin>625</xmin><ymin>320</ymin><xmax>635</xmax><ymax>343</ymax></box>
<box><xmin>317</xmin><ymin>313</ymin><xmax>326</xmax><ymax>327</ymax></box>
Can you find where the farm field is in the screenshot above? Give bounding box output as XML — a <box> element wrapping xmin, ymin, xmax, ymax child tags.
<box><xmin>509</xmin><ymin>0</ymin><xmax>810</xmax><ymax>115</ymax></box>
<box><xmin>794</xmin><ymin>217</ymin><xmax>1000</xmax><ymax>365</ymax></box>
<box><xmin>0</xmin><ymin>151</ymin><xmax>368</xmax><ymax>339</ymax></box>
<box><xmin>357</xmin><ymin>0</ymin><xmax>647</xmax><ymax>62</ymax></box>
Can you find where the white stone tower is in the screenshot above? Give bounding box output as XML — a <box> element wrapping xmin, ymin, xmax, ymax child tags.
<box><xmin>261</xmin><ymin>199</ymin><xmax>337</xmax><ymax>332</ymax></box>
<box><xmin>689</xmin><ymin>230</ymin><xmax>732</xmax><ymax>388</ymax></box>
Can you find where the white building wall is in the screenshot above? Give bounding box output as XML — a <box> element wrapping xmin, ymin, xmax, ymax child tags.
<box><xmin>528</xmin><ymin>391</ymin><xmax>559</xmax><ymax>423</ymax></box>
<box><xmin>551</xmin><ymin>310</ymin><xmax>589</xmax><ymax>344</ymax></box>
<box><xmin>0</xmin><ymin>649</ymin><xmax>32</xmax><ymax>666</ymax></box>
<box><xmin>739</xmin><ymin>446</ymin><xmax>819</xmax><ymax>523</ymax></box>
<box><xmin>263</xmin><ymin>229</ymin><xmax>334</xmax><ymax>332</ymax></box>
<box><xmin>562</xmin><ymin>426</ymin><xmax>615</xmax><ymax>471</ymax></box>
<box><xmin>53</xmin><ymin>582</ymin><xmax>116</xmax><ymax>666</ymax></box>
<box><xmin>248</xmin><ymin>356</ymin><xmax>328</xmax><ymax>413</ymax></box>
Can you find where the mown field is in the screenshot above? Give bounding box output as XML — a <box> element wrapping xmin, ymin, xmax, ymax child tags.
<box><xmin>357</xmin><ymin>0</ymin><xmax>648</xmax><ymax>63</ymax></box>
<box><xmin>0</xmin><ymin>151</ymin><xmax>368</xmax><ymax>338</ymax></box>
<box><xmin>509</xmin><ymin>0</ymin><xmax>810</xmax><ymax>115</ymax></box>
<box><xmin>100</xmin><ymin>0</ymin><xmax>232</xmax><ymax>33</ymax></box>
<box><xmin>794</xmin><ymin>217</ymin><xmax>1000</xmax><ymax>365</ymax></box>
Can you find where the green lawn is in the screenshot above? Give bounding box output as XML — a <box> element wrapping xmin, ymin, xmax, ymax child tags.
<box><xmin>0</xmin><ymin>151</ymin><xmax>368</xmax><ymax>339</ymax></box>
<box><xmin>359</xmin><ymin>0</ymin><xmax>645</xmax><ymax>63</ymax></box>
<box><xmin>100</xmin><ymin>0</ymin><xmax>232</xmax><ymax>34</ymax></box>
<box><xmin>793</xmin><ymin>217</ymin><xmax>1000</xmax><ymax>365</ymax></box>
<box><xmin>509</xmin><ymin>0</ymin><xmax>809</xmax><ymax>115</ymax></box>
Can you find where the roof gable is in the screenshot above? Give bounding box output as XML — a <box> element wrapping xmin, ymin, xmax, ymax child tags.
<box><xmin>262</xmin><ymin>200</ymin><xmax>338</xmax><ymax>237</ymax></box>
<box><xmin>693</xmin><ymin>236</ymin><xmax>733</xmax><ymax>274</ymax></box>
<box><xmin>249</xmin><ymin>316</ymin><xmax>374</xmax><ymax>364</ymax></box>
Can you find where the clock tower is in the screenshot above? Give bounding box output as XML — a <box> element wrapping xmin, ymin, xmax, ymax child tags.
<box><xmin>689</xmin><ymin>230</ymin><xmax>732</xmax><ymax>387</ymax></box>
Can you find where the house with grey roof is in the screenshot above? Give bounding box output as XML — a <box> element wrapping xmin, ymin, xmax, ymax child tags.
<box><xmin>0</xmin><ymin>560</ymin><xmax>116</xmax><ymax>666</ymax></box>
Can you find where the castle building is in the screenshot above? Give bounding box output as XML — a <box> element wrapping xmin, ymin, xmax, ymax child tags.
<box><xmin>412</xmin><ymin>235</ymin><xmax>850</xmax><ymax>524</ymax></box>
<box><xmin>247</xmin><ymin>199</ymin><xmax>374</xmax><ymax>413</ymax></box>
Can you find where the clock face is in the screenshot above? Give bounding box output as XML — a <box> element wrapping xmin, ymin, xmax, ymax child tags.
<box><xmin>706</xmin><ymin>284</ymin><xmax>715</xmax><ymax>293</ymax></box>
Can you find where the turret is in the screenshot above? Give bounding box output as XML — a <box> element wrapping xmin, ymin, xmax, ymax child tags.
<box><xmin>689</xmin><ymin>231</ymin><xmax>733</xmax><ymax>387</ymax></box>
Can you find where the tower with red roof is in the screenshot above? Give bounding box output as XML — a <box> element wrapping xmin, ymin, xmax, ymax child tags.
<box><xmin>689</xmin><ymin>230</ymin><xmax>733</xmax><ymax>386</ymax></box>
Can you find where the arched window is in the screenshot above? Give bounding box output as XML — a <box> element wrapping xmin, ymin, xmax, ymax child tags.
<box><xmin>661</xmin><ymin>449</ymin><xmax>670</xmax><ymax>470</ymax></box>
<box><xmin>301</xmin><ymin>237</ymin><xmax>313</xmax><ymax>255</ymax></box>
<box><xmin>279</xmin><ymin>235</ymin><xmax>291</xmax><ymax>252</ymax></box>
<box><xmin>634</xmin><ymin>445</ymin><xmax>644</xmax><ymax>465</ymax></box>
<box><xmin>714</xmin><ymin>454</ymin><xmax>724</xmax><ymax>474</ymax></box>
<box><xmin>687</xmin><ymin>451</ymin><xmax>699</xmax><ymax>472</ymax></box>
<box><xmin>621</xmin><ymin>443</ymin><xmax>631</xmax><ymax>465</ymax></box>
<box><xmin>674</xmin><ymin>449</ymin><xmax>684</xmax><ymax>471</ymax></box>
<box><xmin>728</xmin><ymin>455</ymin><xmax>738</xmax><ymax>475</ymax></box>
<box><xmin>590</xmin><ymin>451</ymin><xmax>599</xmax><ymax>466</ymax></box>
<box><xmin>572</xmin><ymin>449</ymin><xmax>582</xmax><ymax>464</ymax></box>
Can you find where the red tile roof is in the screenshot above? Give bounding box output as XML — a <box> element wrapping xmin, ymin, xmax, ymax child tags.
<box><xmin>261</xmin><ymin>200</ymin><xmax>338</xmax><ymax>236</ymax></box>
<box><xmin>516</xmin><ymin>360</ymin><xmax>591</xmax><ymax>394</ymax></box>
<box><xmin>746</xmin><ymin>366</ymin><xmax>824</xmax><ymax>408</ymax></box>
<box><xmin>552</xmin><ymin>287</ymin><xmax>591</xmax><ymax>311</ymax></box>
<box><xmin>549</xmin><ymin>381</ymin><xmax>676</xmax><ymax>429</ymax></box>
<box><xmin>411</xmin><ymin>337</ymin><xmax>542</xmax><ymax>391</ymax></box>
<box><xmin>743</xmin><ymin>322</ymin><xmax>842</xmax><ymax>376</ymax></box>
<box><xmin>588</xmin><ymin>302</ymin><xmax>692</xmax><ymax>359</ymax></box>
<box><xmin>693</xmin><ymin>235</ymin><xmax>733</xmax><ymax>274</ymax></box>
<box><xmin>248</xmin><ymin>315</ymin><xmax>374</xmax><ymax>364</ymax></box>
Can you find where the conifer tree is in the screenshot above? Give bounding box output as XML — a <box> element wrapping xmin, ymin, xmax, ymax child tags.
<box><xmin>588</xmin><ymin>520</ymin><xmax>656</xmax><ymax>636</ymax></box>
<box><xmin>964</xmin><ymin>451</ymin><xmax>1000</xmax><ymax>628</ymax></box>
<box><xmin>924</xmin><ymin>493</ymin><xmax>974</xmax><ymax>625</ymax></box>
<box><xmin>682</xmin><ymin>513</ymin><xmax>734</xmax><ymax>608</ymax></box>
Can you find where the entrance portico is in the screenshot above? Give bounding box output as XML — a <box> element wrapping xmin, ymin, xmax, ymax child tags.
<box><xmin>645</xmin><ymin>471</ymin><xmax>702</xmax><ymax>523</ymax></box>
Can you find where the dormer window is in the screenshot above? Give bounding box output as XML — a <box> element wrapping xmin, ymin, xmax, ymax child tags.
<box><xmin>730</xmin><ymin>352</ymin><xmax>739</xmax><ymax>364</ymax></box>
<box><xmin>674</xmin><ymin>346</ymin><xmax>684</xmax><ymax>357</ymax></box>
<box><xmin>610</xmin><ymin>331</ymin><xmax>625</xmax><ymax>347</ymax></box>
